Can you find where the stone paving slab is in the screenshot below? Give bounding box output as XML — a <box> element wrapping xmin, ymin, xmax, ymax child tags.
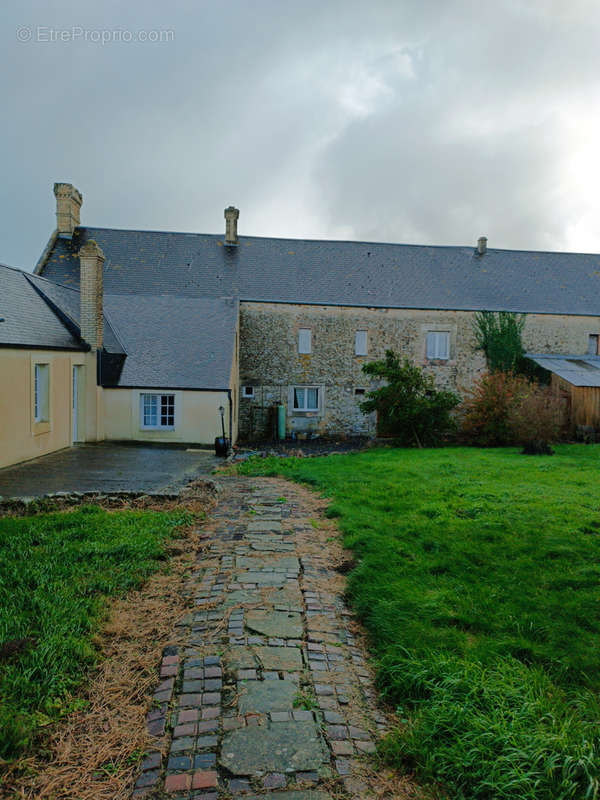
<box><xmin>244</xmin><ymin>793</ymin><xmax>331</xmax><ymax>800</ymax></box>
<box><xmin>219</xmin><ymin>721</ymin><xmax>329</xmax><ymax>775</ymax></box>
<box><xmin>247</xmin><ymin>519</ymin><xmax>283</xmax><ymax>532</ymax></box>
<box><xmin>236</xmin><ymin>555</ymin><xmax>301</xmax><ymax>572</ymax></box>
<box><xmin>238</xmin><ymin>678</ymin><xmax>299</xmax><ymax>713</ymax></box>
<box><xmin>246</xmin><ymin>610</ymin><xmax>304</xmax><ymax>639</ymax></box>
<box><xmin>255</xmin><ymin>645</ymin><xmax>304</xmax><ymax>671</ymax></box>
<box><xmin>243</xmin><ymin>571</ymin><xmax>290</xmax><ymax>587</ymax></box>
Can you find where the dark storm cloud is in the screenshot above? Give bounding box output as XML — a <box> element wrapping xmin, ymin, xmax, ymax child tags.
<box><xmin>1</xmin><ymin>0</ymin><xmax>600</xmax><ymax>270</ymax></box>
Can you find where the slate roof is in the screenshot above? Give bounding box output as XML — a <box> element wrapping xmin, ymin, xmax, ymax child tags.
<box><xmin>0</xmin><ymin>263</ymin><xmax>82</xmax><ymax>350</ymax></box>
<box><xmin>526</xmin><ymin>354</ymin><xmax>600</xmax><ymax>387</ymax></box>
<box><xmin>39</xmin><ymin>226</ymin><xmax>600</xmax><ymax>316</ymax></box>
<box><xmin>102</xmin><ymin>295</ymin><xmax>238</xmax><ymax>389</ymax></box>
<box><xmin>26</xmin><ymin>273</ymin><xmax>124</xmax><ymax>354</ymax></box>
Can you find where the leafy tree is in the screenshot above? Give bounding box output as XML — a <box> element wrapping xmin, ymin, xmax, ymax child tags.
<box><xmin>360</xmin><ymin>350</ymin><xmax>460</xmax><ymax>446</ymax></box>
<box><xmin>473</xmin><ymin>311</ymin><xmax>526</xmax><ymax>373</ymax></box>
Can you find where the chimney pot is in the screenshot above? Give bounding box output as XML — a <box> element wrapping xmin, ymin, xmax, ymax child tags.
<box><xmin>224</xmin><ymin>206</ymin><xmax>240</xmax><ymax>245</ymax></box>
<box><xmin>79</xmin><ymin>239</ymin><xmax>104</xmax><ymax>351</ymax></box>
<box><xmin>477</xmin><ymin>236</ymin><xmax>487</xmax><ymax>255</ymax></box>
<box><xmin>54</xmin><ymin>182</ymin><xmax>83</xmax><ymax>237</ymax></box>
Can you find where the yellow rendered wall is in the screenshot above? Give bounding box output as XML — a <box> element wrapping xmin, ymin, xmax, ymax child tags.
<box><xmin>103</xmin><ymin>388</ymin><xmax>234</xmax><ymax>445</ymax></box>
<box><xmin>0</xmin><ymin>348</ymin><xmax>88</xmax><ymax>469</ymax></box>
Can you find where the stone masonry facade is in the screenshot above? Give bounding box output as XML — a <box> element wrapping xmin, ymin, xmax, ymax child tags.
<box><xmin>238</xmin><ymin>301</ymin><xmax>600</xmax><ymax>439</ymax></box>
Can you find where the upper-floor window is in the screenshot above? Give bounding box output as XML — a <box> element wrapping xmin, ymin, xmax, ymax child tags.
<box><xmin>34</xmin><ymin>363</ymin><xmax>49</xmax><ymax>423</ymax></box>
<box><xmin>426</xmin><ymin>331</ymin><xmax>450</xmax><ymax>360</ymax></box>
<box><xmin>588</xmin><ymin>334</ymin><xmax>599</xmax><ymax>355</ymax></box>
<box><xmin>355</xmin><ymin>330</ymin><xmax>368</xmax><ymax>356</ymax></box>
<box><xmin>242</xmin><ymin>385</ymin><xmax>255</xmax><ymax>399</ymax></box>
<box><xmin>141</xmin><ymin>393</ymin><xmax>175</xmax><ymax>429</ymax></box>
<box><xmin>298</xmin><ymin>328</ymin><xmax>312</xmax><ymax>354</ymax></box>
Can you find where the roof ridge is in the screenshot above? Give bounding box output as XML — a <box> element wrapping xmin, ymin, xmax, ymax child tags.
<box><xmin>76</xmin><ymin>227</ymin><xmax>600</xmax><ymax>257</ymax></box>
<box><xmin>0</xmin><ymin>262</ymin><xmax>35</xmax><ymax>276</ymax></box>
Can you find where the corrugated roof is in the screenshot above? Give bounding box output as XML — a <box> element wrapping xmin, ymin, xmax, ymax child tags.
<box><xmin>39</xmin><ymin>226</ymin><xmax>600</xmax><ymax>315</ymax></box>
<box><xmin>526</xmin><ymin>354</ymin><xmax>600</xmax><ymax>386</ymax></box>
<box><xmin>0</xmin><ymin>263</ymin><xmax>82</xmax><ymax>350</ymax></box>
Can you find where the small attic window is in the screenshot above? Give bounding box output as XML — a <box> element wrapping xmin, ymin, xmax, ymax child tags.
<box><xmin>588</xmin><ymin>334</ymin><xmax>599</xmax><ymax>355</ymax></box>
<box><xmin>298</xmin><ymin>328</ymin><xmax>312</xmax><ymax>354</ymax></box>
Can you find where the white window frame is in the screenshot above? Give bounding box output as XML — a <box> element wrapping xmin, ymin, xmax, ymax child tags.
<box><xmin>242</xmin><ymin>385</ymin><xmax>255</xmax><ymax>399</ymax></box>
<box><xmin>355</xmin><ymin>330</ymin><xmax>368</xmax><ymax>356</ymax></box>
<box><xmin>298</xmin><ymin>328</ymin><xmax>312</xmax><ymax>354</ymax></box>
<box><xmin>34</xmin><ymin>363</ymin><xmax>49</xmax><ymax>423</ymax></box>
<box><xmin>140</xmin><ymin>393</ymin><xmax>176</xmax><ymax>430</ymax></box>
<box><xmin>292</xmin><ymin>386</ymin><xmax>320</xmax><ymax>412</ymax></box>
<box><xmin>426</xmin><ymin>331</ymin><xmax>450</xmax><ymax>360</ymax></box>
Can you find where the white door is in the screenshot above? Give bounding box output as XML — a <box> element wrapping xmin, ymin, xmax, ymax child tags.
<box><xmin>72</xmin><ymin>366</ymin><xmax>78</xmax><ymax>442</ymax></box>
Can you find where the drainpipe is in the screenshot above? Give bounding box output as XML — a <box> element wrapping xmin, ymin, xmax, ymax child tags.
<box><xmin>227</xmin><ymin>389</ymin><xmax>233</xmax><ymax>447</ymax></box>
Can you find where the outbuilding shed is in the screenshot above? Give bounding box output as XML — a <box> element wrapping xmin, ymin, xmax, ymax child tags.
<box><xmin>526</xmin><ymin>354</ymin><xmax>600</xmax><ymax>430</ymax></box>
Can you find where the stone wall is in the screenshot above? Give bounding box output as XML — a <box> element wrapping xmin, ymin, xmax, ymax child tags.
<box><xmin>238</xmin><ymin>302</ymin><xmax>600</xmax><ymax>439</ymax></box>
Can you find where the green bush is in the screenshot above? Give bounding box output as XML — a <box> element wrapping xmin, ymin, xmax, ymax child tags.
<box><xmin>360</xmin><ymin>350</ymin><xmax>460</xmax><ymax>446</ymax></box>
<box><xmin>461</xmin><ymin>372</ymin><xmax>563</xmax><ymax>451</ymax></box>
<box><xmin>473</xmin><ymin>311</ymin><xmax>526</xmax><ymax>373</ymax></box>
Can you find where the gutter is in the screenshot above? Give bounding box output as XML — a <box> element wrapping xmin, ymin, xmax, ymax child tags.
<box><xmin>227</xmin><ymin>389</ymin><xmax>233</xmax><ymax>446</ymax></box>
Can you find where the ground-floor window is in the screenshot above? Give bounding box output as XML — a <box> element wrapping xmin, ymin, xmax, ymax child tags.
<box><xmin>140</xmin><ymin>393</ymin><xmax>175</xmax><ymax>429</ymax></box>
<box><xmin>34</xmin><ymin>363</ymin><xmax>49</xmax><ymax>423</ymax></box>
<box><xmin>293</xmin><ymin>386</ymin><xmax>319</xmax><ymax>411</ymax></box>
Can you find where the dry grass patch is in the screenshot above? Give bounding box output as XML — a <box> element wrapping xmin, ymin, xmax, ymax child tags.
<box><xmin>1</xmin><ymin>495</ymin><xmax>212</xmax><ymax>800</ymax></box>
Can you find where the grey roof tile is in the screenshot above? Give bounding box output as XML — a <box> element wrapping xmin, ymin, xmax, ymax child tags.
<box><xmin>0</xmin><ymin>263</ymin><xmax>82</xmax><ymax>350</ymax></box>
<box><xmin>27</xmin><ymin>273</ymin><xmax>124</xmax><ymax>354</ymax></box>
<box><xmin>103</xmin><ymin>294</ymin><xmax>237</xmax><ymax>389</ymax></box>
<box><xmin>39</xmin><ymin>226</ymin><xmax>600</xmax><ymax>316</ymax></box>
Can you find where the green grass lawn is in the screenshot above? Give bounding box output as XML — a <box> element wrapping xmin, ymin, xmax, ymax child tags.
<box><xmin>238</xmin><ymin>445</ymin><xmax>600</xmax><ymax>799</ymax></box>
<box><xmin>0</xmin><ymin>505</ymin><xmax>190</xmax><ymax>761</ymax></box>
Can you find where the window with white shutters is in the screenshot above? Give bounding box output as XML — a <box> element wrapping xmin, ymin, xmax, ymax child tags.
<box><xmin>426</xmin><ymin>331</ymin><xmax>450</xmax><ymax>360</ymax></box>
<box><xmin>355</xmin><ymin>330</ymin><xmax>368</xmax><ymax>356</ymax></box>
<box><xmin>298</xmin><ymin>328</ymin><xmax>312</xmax><ymax>354</ymax></box>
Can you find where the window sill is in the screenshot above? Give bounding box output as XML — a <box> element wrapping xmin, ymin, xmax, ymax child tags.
<box><xmin>33</xmin><ymin>421</ymin><xmax>51</xmax><ymax>436</ymax></box>
<box><xmin>140</xmin><ymin>426</ymin><xmax>176</xmax><ymax>432</ymax></box>
<box><xmin>292</xmin><ymin>410</ymin><xmax>320</xmax><ymax>417</ymax></box>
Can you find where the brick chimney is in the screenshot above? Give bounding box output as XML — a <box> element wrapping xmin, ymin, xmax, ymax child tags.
<box><xmin>54</xmin><ymin>183</ymin><xmax>82</xmax><ymax>237</ymax></box>
<box><xmin>477</xmin><ymin>236</ymin><xmax>488</xmax><ymax>255</ymax></box>
<box><xmin>79</xmin><ymin>240</ymin><xmax>104</xmax><ymax>351</ymax></box>
<box><xmin>224</xmin><ymin>206</ymin><xmax>239</xmax><ymax>245</ymax></box>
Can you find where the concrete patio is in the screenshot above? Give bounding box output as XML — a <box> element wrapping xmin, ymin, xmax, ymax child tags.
<box><xmin>0</xmin><ymin>443</ymin><xmax>220</xmax><ymax>498</ymax></box>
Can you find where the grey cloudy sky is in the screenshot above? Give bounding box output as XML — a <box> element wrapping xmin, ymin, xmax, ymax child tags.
<box><xmin>2</xmin><ymin>0</ymin><xmax>600</xmax><ymax>270</ymax></box>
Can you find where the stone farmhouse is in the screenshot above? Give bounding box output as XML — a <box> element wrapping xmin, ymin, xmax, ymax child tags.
<box><xmin>2</xmin><ymin>181</ymin><xmax>600</xmax><ymax>469</ymax></box>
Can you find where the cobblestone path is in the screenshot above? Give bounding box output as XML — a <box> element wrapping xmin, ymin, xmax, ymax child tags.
<box><xmin>132</xmin><ymin>477</ymin><xmax>388</xmax><ymax>800</ymax></box>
